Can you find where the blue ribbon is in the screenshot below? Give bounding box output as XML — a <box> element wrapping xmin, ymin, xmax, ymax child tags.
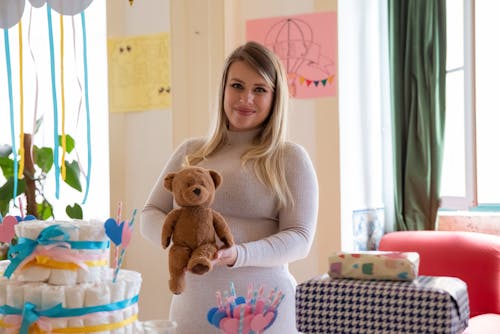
<box><xmin>4</xmin><ymin>224</ymin><xmax>109</xmax><ymax>278</ymax></box>
<box><xmin>0</xmin><ymin>295</ymin><xmax>139</xmax><ymax>334</ymax></box>
<box><xmin>46</xmin><ymin>4</ymin><xmax>60</xmax><ymax>199</ymax></box>
<box><xmin>20</xmin><ymin>303</ymin><xmax>39</xmax><ymax>334</ymax></box>
<box><xmin>4</xmin><ymin>28</ymin><xmax>18</xmax><ymax>200</ymax></box>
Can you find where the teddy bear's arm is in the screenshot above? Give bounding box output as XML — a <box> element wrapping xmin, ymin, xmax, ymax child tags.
<box><xmin>162</xmin><ymin>209</ymin><xmax>181</xmax><ymax>249</ymax></box>
<box><xmin>212</xmin><ymin>210</ymin><xmax>234</xmax><ymax>248</ymax></box>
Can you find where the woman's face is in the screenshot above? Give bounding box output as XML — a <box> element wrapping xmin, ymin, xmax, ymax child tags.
<box><xmin>223</xmin><ymin>60</ymin><xmax>274</xmax><ymax>132</ymax></box>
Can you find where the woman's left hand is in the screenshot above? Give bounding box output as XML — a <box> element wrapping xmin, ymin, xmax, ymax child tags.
<box><xmin>212</xmin><ymin>245</ymin><xmax>237</xmax><ymax>267</ymax></box>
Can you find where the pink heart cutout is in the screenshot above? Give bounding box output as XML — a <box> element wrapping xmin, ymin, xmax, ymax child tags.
<box><xmin>0</xmin><ymin>216</ymin><xmax>18</xmax><ymax>243</ymax></box>
<box><xmin>220</xmin><ymin>317</ymin><xmax>251</xmax><ymax>334</ymax></box>
<box><xmin>250</xmin><ymin>312</ymin><xmax>275</xmax><ymax>332</ymax></box>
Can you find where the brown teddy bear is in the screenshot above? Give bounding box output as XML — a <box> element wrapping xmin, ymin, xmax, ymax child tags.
<box><xmin>162</xmin><ymin>166</ymin><xmax>234</xmax><ymax>294</ymax></box>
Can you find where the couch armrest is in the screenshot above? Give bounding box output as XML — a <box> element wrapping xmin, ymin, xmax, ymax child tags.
<box><xmin>379</xmin><ymin>231</ymin><xmax>500</xmax><ymax>317</ymax></box>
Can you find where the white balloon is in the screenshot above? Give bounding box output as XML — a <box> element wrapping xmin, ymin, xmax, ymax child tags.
<box><xmin>47</xmin><ymin>0</ymin><xmax>93</xmax><ymax>16</ymax></box>
<box><xmin>0</xmin><ymin>0</ymin><xmax>25</xmax><ymax>29</ymax></box>
<box><xmin>28</xmin><ymin>0</ymin><xmax>46</xmax><ymax>8</ymax></box>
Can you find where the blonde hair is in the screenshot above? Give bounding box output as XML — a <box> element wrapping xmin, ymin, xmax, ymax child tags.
<box><xmin>185</xmin><ymin>41</ymin><xmax>292</xmax><ymax>208</ymax></box>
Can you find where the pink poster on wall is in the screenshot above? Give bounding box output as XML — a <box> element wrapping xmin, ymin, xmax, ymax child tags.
<box><xmin>246</xmin><ymin>11</ymin><xmax>337</xmax><ymax>99</ymax></box>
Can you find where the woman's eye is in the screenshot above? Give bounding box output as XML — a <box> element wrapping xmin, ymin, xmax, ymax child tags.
<box><xmin>231</xmin><ymin>83</ymin><xmax>243</xmax><ymax>89</ymax></box>
<box><xmin>255</xmin><ymin>87</ymin><xmax>267</xmax><ymax>93</ymax></box>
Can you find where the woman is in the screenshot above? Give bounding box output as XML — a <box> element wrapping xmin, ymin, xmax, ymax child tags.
<box><xmin>141</xmin><ymin>41</ymin><xmax>319</xmax><ymax>333</ymax></box>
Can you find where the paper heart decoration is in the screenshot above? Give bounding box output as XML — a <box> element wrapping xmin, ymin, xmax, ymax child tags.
<box><xmin>121</xmin><ymin>221</ymin><xmax>133</xmax><ymax>248</ymax></box>
<box><xmin>251</xmin><ymin>312</ymin><xmax>275</xmax><ymax>332</ymax></box>
<box><xmin>220</xmin><ymin>317</ymin><xmax>251</xmax><ymax>334</ymax></box>
<box><xmin>0</xmin><ymin>216</ymin><xmax>19</xmax><ymax>243</ymax></box>
<box><xmin>207</xmin><ymin>308</ymin><xmax>227</xmax><ymax>327</ymax></box>
<box><xmin>104</xmin><ymin>218</ymin><xmax>124</xmax><ymax>245</ymax></box>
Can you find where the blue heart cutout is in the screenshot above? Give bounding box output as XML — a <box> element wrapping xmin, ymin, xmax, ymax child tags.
<box><xmin>105</xmin><ymin>218</ymin><xmax>124</xmax><ymax>245</ymax></box>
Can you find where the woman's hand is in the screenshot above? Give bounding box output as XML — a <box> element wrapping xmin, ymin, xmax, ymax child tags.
<box><xmin>212</xmin><ymin>245</ymin><xmax>237</xmax><ymax>267</ymax></box>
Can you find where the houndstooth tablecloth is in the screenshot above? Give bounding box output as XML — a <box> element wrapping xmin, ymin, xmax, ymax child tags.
<box><xmin>296</xmin><ymin>275</ymin><xmax>469</xmax><ymax>334</ymax></box>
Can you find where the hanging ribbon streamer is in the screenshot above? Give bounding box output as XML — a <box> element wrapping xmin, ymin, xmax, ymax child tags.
<box><xmin>46</xmin><ymin>5</ymin><xmax>60</xmax><ymax>198</ymax></box>
<box><xmin>4</xmin><ymin>28</ymin><xmax>18</xmax><ymax>199</ymax></box>
<box><xmin>28</xmin><ymin>6</ymin><xmax>40</xmax><ymax>145</ymax></box>
<box><xmin>70</xmin><ymin>16</ymin><xmax>83</xmax><ymax>128</ymax></box>
<box><xmin>18</xmin><ymin>21</ymin><xmax>25</xmax><ymax>180</ymax></box>
<box><xmin>81</xmin><ymin>12</ymin><xmax>92</xmax><ymax>204</ymax></box>
<box><xmin>59</xmin><ymin>14</ymin><xmax>67</xmax><ymax>181</ymax></box>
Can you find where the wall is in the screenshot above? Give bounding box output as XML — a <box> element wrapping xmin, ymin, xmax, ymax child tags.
<box><xmin>107</xmin><ymin>0</ymin><xmax>340</xmax><ymax>321</ymax></box>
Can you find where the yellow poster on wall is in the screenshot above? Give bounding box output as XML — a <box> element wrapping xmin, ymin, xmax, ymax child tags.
<box><xmin>107</xmin><ymin>33</ymin><xmax>171</xmax><ymax>112</ymax></box>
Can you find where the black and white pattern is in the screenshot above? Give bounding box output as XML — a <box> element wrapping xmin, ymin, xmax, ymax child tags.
<box><xmin>296</xmin><ymin>275</ymin><xmax>469</xmax><ymax>334</ymax></box>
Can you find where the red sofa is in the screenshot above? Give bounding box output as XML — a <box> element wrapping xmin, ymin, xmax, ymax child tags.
<box><xmin>379</xmin><ymin>231</ymin><xmax>500</xmax><ymax>334</ymax></box>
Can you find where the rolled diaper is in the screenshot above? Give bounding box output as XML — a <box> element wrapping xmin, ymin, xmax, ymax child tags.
<box><xmin>122</xmin><ymin>270</ymin><xmax>141</xmax><ymax>334</ymax></box>
<box><xmin>6</xmin><ymin>282</ymin><xmax>24</xmax><ymax>308</ymax></box>
<box><xmin>15</xmin><ymin>221</ymin><xmax>51</xmax><ymax>282</ymax></box>
<box><xmin>23</xmin><ymin>283</ymin><xmax>42</xmax><ymax>306</ymax></box>
<box><xmin>0</xmin><ymin>278</ymin><xmax>7</xmax><ymax>305</ymax></box>
<box><xmin>42</xmin><ymin>285</ymin><xmax>67</xmax><ymax>329</ymax></box>
<box><xmin>49</xmin><ymin>224</ymin><xmax>79</xmax><ymax>285</ymax></box>
<box><xmin>110</xmin><ymin>279</ymin><xmax>126</xmax><ymax>334</ymax></box>
<box><xmin>84</xmin><ymin>283</ymin><xmax>111</xmax><ymax>333</ymax></box>
<box><xmin>65</xmin><ymin>284</ymin><xmax>88</xmax><ymax>328</ymax></box>
<box><xmin>77</xmin><ymin>221</ymin><xmax>108</xmax><ymax>283</ymax></box>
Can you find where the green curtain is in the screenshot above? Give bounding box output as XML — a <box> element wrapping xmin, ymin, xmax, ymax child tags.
<box><xmin>388</xmin><ymin>0</ymin><xmax>446</xmax><ymax>230</ymax></box>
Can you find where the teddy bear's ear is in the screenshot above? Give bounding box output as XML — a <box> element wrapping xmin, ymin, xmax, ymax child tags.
<box><xmin>209</xmin><ymin>170</ymin><xmax>222</xmax><ymax>189</ymax></box>
<box><xmin>164</xmin><ymin>173</ymin><xmax>176</xmax><ymax>191</ymax></box>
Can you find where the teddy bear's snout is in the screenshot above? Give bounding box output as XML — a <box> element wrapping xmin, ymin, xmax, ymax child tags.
<box><xmin>193</xmin><ymin>187</ymin><xmax>201</xmax><ymax>196</ymax></box>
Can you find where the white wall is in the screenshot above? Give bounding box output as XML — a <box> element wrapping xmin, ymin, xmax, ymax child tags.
<box><xmin>107</xmin><ymin>0</ymin><xmax>341</xmax><ymax>321</ymax></box>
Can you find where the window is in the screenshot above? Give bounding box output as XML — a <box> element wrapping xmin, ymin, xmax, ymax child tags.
<box><xmin>440</xmin><ymin>0</ymin><xmax>500</xmax><ymax>211</ymax></box>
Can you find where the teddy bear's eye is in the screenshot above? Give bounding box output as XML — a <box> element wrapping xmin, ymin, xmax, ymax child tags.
<box><xmin>186</xmin><ymin>182</ymin><xmax>193</xmax><ymax>187</ymax></box>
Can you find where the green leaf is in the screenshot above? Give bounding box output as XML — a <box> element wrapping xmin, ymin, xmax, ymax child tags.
<box><xmin>63</xmin><ymin>160</ymin><xmax>82</xmax><ymax>192</ymax></box>
<box><xmin>58</xmin><ymin>134</ymin><xmax>75</xmax><ymax>154</ymax></box>
<box><xmin>33</xmin><ymin>146</ymin><xmax>53</xmax><ymax>173</ymax></box>
<box><xmin>0</xmin><ymin>178</ymin><xmax>26</xmax><ymax>201</ymax></box>
<box><xmin>0</xmin><ymin>144</ymin><xmax>12</xmax><ymax>157</ymax></box>
<box><xmin>0</xmin><ymin>199</ymin><xmax>9</xmax><ymax>217</ymax></box>
<box><xmin>66</xmin><ymin>203</ymin><xmax>83</xmax><ymax>219</ymax></box>
<box><xmin>0</xmin><ymin>156</ymin><xmax>15</xmax><ymax>178</ymax></box>
<box><xmin>37</xmin><ymin>200</ymin><xmax>53</xmax><ymax>220</ymax></box>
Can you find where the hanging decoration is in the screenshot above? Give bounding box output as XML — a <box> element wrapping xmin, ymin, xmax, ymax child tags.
<box><xmin>1</xmin><ymin>0</ymin><xmax>94</xmax><ymax>210</ymax></box>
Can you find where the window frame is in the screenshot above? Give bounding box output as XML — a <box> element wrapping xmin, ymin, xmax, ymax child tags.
<box><xmin>440</xmin><ymin>0</ymin><xmax>478</xmax><ymax>211</ymax></box>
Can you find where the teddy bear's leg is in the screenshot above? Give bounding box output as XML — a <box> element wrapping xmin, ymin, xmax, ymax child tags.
<box><xmin>169</xmin><ymin>245</ymin><xmax>191</xmax><ymax>294</ymax></box>
<box><xmin>187</xmin><ymin>243</ymin><xmax>218</xmax><ymax>275</ymax></box>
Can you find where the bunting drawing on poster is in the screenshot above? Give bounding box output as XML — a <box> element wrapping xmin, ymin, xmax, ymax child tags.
<box><xmin>246</xmin><ymin>12</ymin><xmax>338</xmax><ymax>99</ymax></box>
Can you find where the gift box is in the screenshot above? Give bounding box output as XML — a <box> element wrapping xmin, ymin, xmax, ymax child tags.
<box><xmin>328</xmin><ymin>251</ymin><xmax>419</xmax><ymax>281</ymax></box>
<box><xmin>296</xmin><ymin>274</ymin><xmax>470</xmax><ymax>334</ymax></box>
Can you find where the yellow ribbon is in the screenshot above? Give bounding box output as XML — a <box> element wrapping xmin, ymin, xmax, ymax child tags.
<box><xmin>0</xmin><ymin>314</ymin><xmax>138</xmax><ymax>333</ymax></box>
<box><xmin>59</xmin><ymin>14</ymin><xmax>66</xmax><ymax>180</ymax></box>
<box><xmin>24</xmin><ymin>255</ymin><xmax>108</xmax><ymax>271</ymax></box>
<box><xmin>52</xmin><ymin>314</ymin><xmax>138</xmax><ymax>333</ymax></box>
<box><xmin>18</xmin><ymin>20</ymin><xmax>25</xmax><ymax>179</ymax></box>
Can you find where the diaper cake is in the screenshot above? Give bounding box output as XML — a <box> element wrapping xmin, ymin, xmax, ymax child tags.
<box><xmin>0</xmin><ymin>217</ymin><xmax>142</xmax><ymax>333</ymax></box>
